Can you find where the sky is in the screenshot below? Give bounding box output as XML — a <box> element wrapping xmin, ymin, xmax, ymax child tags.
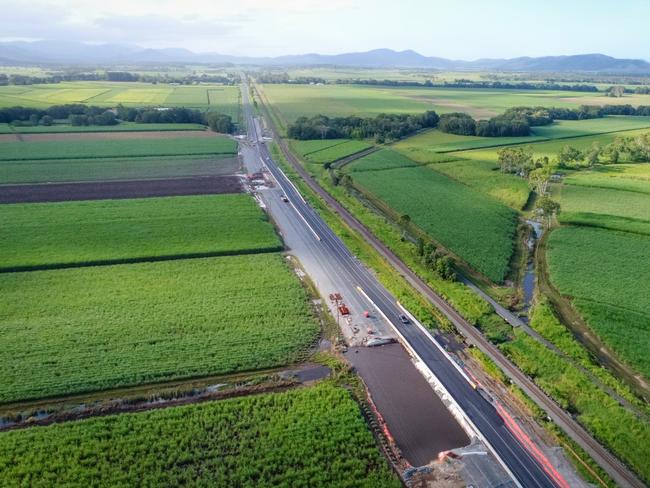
<box><xmin>1</xmin><ymin>0</ymin><xmax>649</xmax><ymax>60</ymax></box>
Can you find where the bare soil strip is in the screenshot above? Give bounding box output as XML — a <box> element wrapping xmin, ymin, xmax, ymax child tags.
<box><xmin>0</xmin><ymin>175</ymin><xmax>242</xmax><ymax>203</ymax></box>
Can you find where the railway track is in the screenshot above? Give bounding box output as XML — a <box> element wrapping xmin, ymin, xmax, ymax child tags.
<box><xmin>256</xmin><ymin>84</ymin><xmax>645</xmax><ymax>488</ymax></box>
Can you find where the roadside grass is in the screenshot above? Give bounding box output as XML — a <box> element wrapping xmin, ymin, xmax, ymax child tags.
<box><xmin>429</xmin><ymin>159</ymin><xmax>531</xmax><ymax>209</ymax></box>
<box><xmin>0</xmin><ymin>194</ymin><xmax>281</xmax><ymax>271</ymax></box>
<box><xmin>0</xmin><ymin>253</ymin><xmax>319</xmax><ymax>403</ymax></box>
<box><xmin>0</xmin><ymin>154</ymin><xmax>239</xmax><ymax>185</ymax></box>
<box><xmin>0</xmin><ymin>382</ymin><xmax>399</xmax><ymax>487</ymax></box>
<box><xmin>271</xmin><ymin>136</ymin><xmax>650</xmax><ymax>484</ymax></box>
<box><xmin>0</xmin><ymin>136</ymin><xmax>236</xmax><ymax>161</ymax></box>
<box><xmin>346</xmin><ymin>148</ymin><xmax>418</xmax><ymax>172</ymax></box>
<box><xmin>546</xmin><ymin>227</ymin><xmax>650</xmax><ymax>380</ymax></box>
<box><xmin>502</xmin><ymin>321</ymin><xmax>650</xmax><ymax>484</ymax></box>
<box><xmin>350</xmin><ymin>160</ymin><xmax>518</xmax><ymax>283</ymax></box>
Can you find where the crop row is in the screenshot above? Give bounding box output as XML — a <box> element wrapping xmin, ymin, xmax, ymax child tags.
<box><xmin>0</xmin><ymin>136</ymin><xmax>236</xmax><ymax>161</ymax></box>
<box><xmin>0</xmin><ymin>382</ymin><xmax>399</xmax><ymax>487</ymax></box>
<box><xmin>0</xmin><ymin>194</ymin><xmax>280</xmax><ymax>271</ymax></box>
<box><xmin>0</xmin><ymin>253</ymin><xmax>320</xmax><ymax>403</ymax></box>
<box><xmin>0</xmin><ymin>154</ymin><xmax>240</xmax><ymax>185</ymax></box>
<box><xmin>347</xmin><ymin>149</ymin><xmax>417</xmax><ymax>172</ymax></box>
<box><xmin>546</xmin><ymin>226</ymin><xmax>650</xmax><ymax>379</ymax></box>
<box><xmin>304</xmin><ymin>140</ymin><xmax>373</xmax><ymax>164</ymax></box>
<box><xmin>351</xmin><ymin>161</ymin><xmax>517</xmax><ymax>282</ymax></box>
<box><xmin>0</xmin><ymin>122</ymin><xmax>207</xmax><ymax>134</ymax></box>
<box><xmin>430</xmin><ymin>159</ymin><xmax>531</xmax><ymax>210</ymax></box>
<box><xmin>0</xmin><ymin>83</ymin><xmax>241</xmax><ymax>113</ymax></box>
<box><xmin>291</xmin><ymin>138</ymin><xmax>350</xmax><ymax>156</ymax></box>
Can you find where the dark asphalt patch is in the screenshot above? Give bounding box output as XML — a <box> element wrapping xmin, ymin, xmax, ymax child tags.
<box><xmin>345</xmin><ymin>343</ymin><xmax>469</xmax><ymax>466</ymax></box>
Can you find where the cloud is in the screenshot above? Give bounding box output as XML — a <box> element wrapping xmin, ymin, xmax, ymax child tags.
<box><xmin>92</xmin><ymin>15</ymin><xmax>239</xmax><ymax>42</ymax></box>
<box><xmin>0</xmin><ymin>1</ymin><xmax>242</xmax><ymax>45</ymax></box>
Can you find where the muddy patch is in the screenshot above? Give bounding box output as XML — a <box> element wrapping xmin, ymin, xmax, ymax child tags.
<box><xmin>0</xmin><ymin>363</ymin><xmax>330</xmax><ymax>431</ymax></box>
<box><xmin>0</xmin><ymin>134</ymin><xmax>20</xmax><ymax>143</ymax></box>
<box><xmin>345</xmin><ymin>344</ymin><xmax>469</xmax><ymax>466</ymax></box>
<box><xmin>0</xmin><ymin>175</ymin><xmax>243</xmax><ymax>203</ymax></box>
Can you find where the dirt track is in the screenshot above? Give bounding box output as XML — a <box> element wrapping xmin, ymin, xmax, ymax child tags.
<box><xmin>0</xmin><ymin>130</ymin><xmax>217</xmax><ymax>143</ymax></box>
<box><xmin>0</xmin><ymin>175</ymin><xmax>242</xmax><ymax>203</ymax></box>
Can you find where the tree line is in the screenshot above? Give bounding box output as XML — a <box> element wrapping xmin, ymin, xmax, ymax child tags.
<box><xmin>287</xmin><ymin>111</ymin><xmax>440</xmax><ymax>142</ymax></box>
<box><xmin>437</xmin><ymin>111</ymin><xmax>531</xmax><ymax>137</ymax></box>
<box><xmin>437</xmin><ymin>104</ymin><xmax>650</xmax><ymax>138</ymax></box>
<box><xmin>289</xmin><ymin>103</ymin><xmax>650</xmax><ymax>142</ymax></box>
<box><xmin>494</xmin><ymin>130</ymin><xmax>650</xmax><ymax>226</ymax></box>
<box><xmin>554</xmin><ymin>133</ymin><xmax>650</xmax><ymax>166</ymax></box>
<box><xmin>0</xmin><ymin>104</ymin><xmax>234</xmax><ymax>133</ymax></box>
<box><xmin>502</xmin><ymin>104</ymin><xmax>650</xmax><ymax>124</ymax></box>
<box><xmin>606</xmin><ymin>85</ymin><xmax>650</xmax><ymax>95</ymax></box>
<box><xmin>0</xmin><ymin>105</ymin><xmax>118</xmax><ymax>127</ymax></box>
<box><xmin>494</xmin><ymin>132</ymin><xmax>650</xmax><ymax>180</ymax></box>
<box><xmin>255</xmin><ymin>73</ymin><xmax>604</xmax><ymax>93</ymax></box>
<box><xmin>438</xmin><ymin>80</ymin><xmax>599</xmax><ymax>92</ymax></box>
<box><xmin>0</xmin><ymin>72</ymin><xmax>240</xmax><ymax>86</ymax></box>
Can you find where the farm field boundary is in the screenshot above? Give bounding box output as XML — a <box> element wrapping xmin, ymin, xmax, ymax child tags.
<box><xmin>258</xmin><ymin>87</ymin><xmax>650</xmax><ymax>486</ymax></box>
<box><xmin>0</xmin><ymin>246</ymin><xmax>284</xmax><ymax>274</ymax></box>
<box><xmin>0</xmin><ymin>136</ymin><xmax>237</xmax><ymax>161</ymax></box>
<box><xmin>0</xmin><ymin>194</ymin><xmax>282</xmax><ymax>271</ymax></box>
<box><xmin>0</xmin><ymin>123</ymin><xmax>207</xmax><ymax>135</ymax></box>
<box><xmin>0</xmin><ymin>155</ymin><xmax>240</xmax><ymax>185</ymax></box>
<box><xmin>0</xmin><ymin>254</ymin><xmax>318</xmax><ymax>403</ymax></box>
<box><xmin>349</xmin><ymin>162</ymin><xmax>517</xmax><ymax>283</ymax></box>
<box><xmin>0</xmin><ymin>130</ymin><xmax>212</xmax><ymax>143</ymax></box>
<box><xmin>0</xmin><ymin>175</ymin><xmax>243</xmax><ymax>204</ymax></box>
<box><xmin>0</xmin><ymin>382</ymin><xmax>399</xmax><ymax>487</ymax></box>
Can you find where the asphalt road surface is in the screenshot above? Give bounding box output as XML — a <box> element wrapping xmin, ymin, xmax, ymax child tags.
<box><xmin>241</xmin><ymin>83</ymin><xmax>566</xmax><ymax>488</ymax></box>
<box><xmin>252</xmin><ymin>81</ymin><xmax>646</xmax><ymax>488</ymax></box>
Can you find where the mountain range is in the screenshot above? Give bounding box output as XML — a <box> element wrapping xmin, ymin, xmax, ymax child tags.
<box><xmin>1</xmin><ymin>41</ymin><xmax>649</xmax><ymax>73</ymax></box>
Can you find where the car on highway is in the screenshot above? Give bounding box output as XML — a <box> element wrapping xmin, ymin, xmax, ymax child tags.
<box><xmin>399</xmin><ymin>314</ymin><xmax>410</xmax><ymax>324</ymax></box>
<box><xmin>280</xmin><ymin>195</ymin><xmax>289</xmax><ymax>202</ymax></box>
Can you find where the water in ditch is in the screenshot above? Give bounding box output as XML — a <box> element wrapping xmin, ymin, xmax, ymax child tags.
<box><xmin>521</xmin><ymin>219</ymin><xmax>543</xmax><ymax>322</ymax></box>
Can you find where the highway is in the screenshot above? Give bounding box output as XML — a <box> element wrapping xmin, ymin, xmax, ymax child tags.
<box><xmin>251</xmin><ymin>81</ymin><xmax>646</xmax><ymax>488</ymax></box>
<box><xmin>241</xmin><ymin>82</ymin><xmax>566</xmax><ymax>488</ymax></box>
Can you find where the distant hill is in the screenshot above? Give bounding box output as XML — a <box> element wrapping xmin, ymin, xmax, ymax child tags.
<box><xmin>1</xmin><ymin>41</ymin><xmax>649</xmax><ymax>73</ymax></box>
